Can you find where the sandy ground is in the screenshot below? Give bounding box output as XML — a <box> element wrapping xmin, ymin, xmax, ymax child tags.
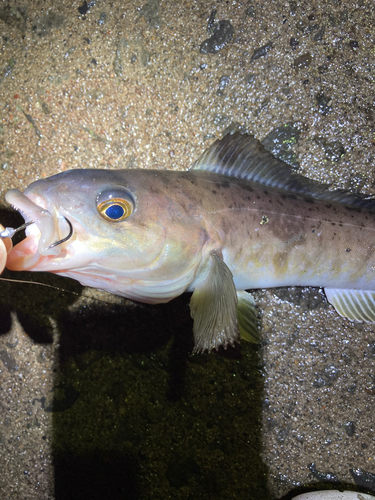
<box><xmin>0</xmin><ymin>0</ymin><xmax>374</xmax><ymax>498</ymax></box>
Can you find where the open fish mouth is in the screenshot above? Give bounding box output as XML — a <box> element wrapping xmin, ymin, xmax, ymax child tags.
<box><xmin>3</xmin><ymin>189</ymin><xmax>72</xmax><ymax>270</ymax></box>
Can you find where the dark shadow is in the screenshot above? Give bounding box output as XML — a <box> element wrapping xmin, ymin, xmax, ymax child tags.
<box><xmin>51</xmin><ymin>294</ymin><xmax>270</xmax><ymax>499</ymax></box>
<box><xmin>56</xmin><ymin>299</ymin><xmax>178</xmax><ymax>361</ymax></box>
<box><xmin>0</xmin><ymin>266</ymin><xmax>83</xmax><ymax>344</ymax></box>
<box><xmin>0</xmin><ymin>206</ymin><xmax>25</xmax><ymax>233</ymax></box>
<box><xmin>54</xmin><ymin>450</ymin><xmax>140</xmax><ymax>500</ymax></box>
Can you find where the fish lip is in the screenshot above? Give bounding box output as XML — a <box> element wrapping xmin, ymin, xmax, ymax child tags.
<box><xmin>5</xmin><ymin>188</ymin><xmax>70</xmax><ymax>258</ymax></box>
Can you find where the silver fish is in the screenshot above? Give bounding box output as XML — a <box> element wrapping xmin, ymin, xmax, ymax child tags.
<box><xmin>3</xmin><ymin>133</ymin><xmax>375</xmax><ymax>351</ymax></box>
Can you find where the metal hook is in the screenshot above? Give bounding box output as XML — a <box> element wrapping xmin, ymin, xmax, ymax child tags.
<box><xmin>0</xmin><ymin>220</ymin><xmax>35</xmax><ymax>239</ymax></box>
<box><xmin>0</xmin><ymin>217</ymin><xmax>73</xmax><ymax>249</ymax></box>
<box><xmin>46</xmin><ymin>217</ymin><xmax>73</xmax><ymax>249</ymax></box>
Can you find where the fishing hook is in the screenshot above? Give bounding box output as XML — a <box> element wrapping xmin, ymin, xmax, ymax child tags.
<box><xmin>0</xmin><ymin>217</ymin><xmax>73</xmax><ymax>249</ymax></box>
<box><xmin>0</xmin><ymin>220</ymin><xmax>34</xmax><ymax>239</ymax></box>
<box><xmin>46</xmin><ymin>217</ymin><xmax>73</xmax><ymax>249</ymax></box>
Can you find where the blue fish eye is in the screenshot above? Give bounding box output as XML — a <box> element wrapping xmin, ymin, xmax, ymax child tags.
<box><xmin>105</xmin><ymin>204</ymin><xmax>125</xmax><ymax>220</ymax></box>
<box><xmin>96</xmin><ymin>187</ymin><xmax>135</xmax><ymax>222</ymax></box>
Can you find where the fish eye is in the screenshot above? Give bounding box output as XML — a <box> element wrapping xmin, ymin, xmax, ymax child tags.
<box><xmin>96</xmin><ymin>188</ymin><xmax>135</xmax><ymax>222</ymax></box>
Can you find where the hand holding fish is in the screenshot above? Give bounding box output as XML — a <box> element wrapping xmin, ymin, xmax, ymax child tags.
<box><xmin>0</xmin><ymin>224</ymin><xmax>13</xmax><ymax>275</ymax></box>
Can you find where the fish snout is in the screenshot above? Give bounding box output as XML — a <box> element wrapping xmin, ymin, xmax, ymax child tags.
<box><xmin>4</xmin><ymin>189</ymin><xmax>74</xmax><ymax>270</ymax></box>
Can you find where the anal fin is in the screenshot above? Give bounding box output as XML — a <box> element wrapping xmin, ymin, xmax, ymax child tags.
<box><xmin>325</xmin><ymin>288</ymin><xmax>375</xmax><ymax>322</ymax></box>
<box><xmin>236</xmin><ymin>291</ymin><xmax>260</xmax><ymax>343</ymax></box>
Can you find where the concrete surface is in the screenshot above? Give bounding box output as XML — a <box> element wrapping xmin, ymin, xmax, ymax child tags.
<box><xmin>0</xmin><ymin>0</ymin><xmax>374</xmax><ymax>498</ymax></box>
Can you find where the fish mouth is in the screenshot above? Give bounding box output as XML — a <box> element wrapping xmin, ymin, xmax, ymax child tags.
<box><xmin>5</xmin><ymin>189</ymin><xmax>72</xmax><ymax>271</ymax></box>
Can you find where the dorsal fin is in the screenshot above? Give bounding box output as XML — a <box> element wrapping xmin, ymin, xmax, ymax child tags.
<box><xmin>192</xmin><ymin>132</ymin><xmax>375</xmax><ymax>209</ymax></box>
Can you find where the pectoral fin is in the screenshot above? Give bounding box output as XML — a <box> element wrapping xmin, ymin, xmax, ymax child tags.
<box><xmin>325</xmin><ymin>288</ymin><xmax>375</xmax><ymax>322</ymax></box>
<box><xmin>236</xmin><ymin>291</ymin><xmax>260</xmax><ymax>343</ymax></box>
<box><xmin>190</xmin><ymin>253</ymin><xmax>239</xmax><ymax>352</ymax></box>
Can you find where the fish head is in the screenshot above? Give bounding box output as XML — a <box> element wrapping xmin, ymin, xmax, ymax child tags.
<box><xmin>5</xmin><ymin>169</ymin><xmax>208</xmax><ymax>302</ymax></box>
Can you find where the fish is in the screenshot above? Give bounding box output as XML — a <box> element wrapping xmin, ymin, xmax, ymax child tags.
<box><xmin>2</xmin><ymin>132</ymin><xmax>375</xmax><ymax>352</ymax></box>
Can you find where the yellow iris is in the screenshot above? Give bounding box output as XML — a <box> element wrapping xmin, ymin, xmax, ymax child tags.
<box><xmin>97</xmin><ymin>198</ymin><xmax>133</xmax><ymax>222</ymax></box>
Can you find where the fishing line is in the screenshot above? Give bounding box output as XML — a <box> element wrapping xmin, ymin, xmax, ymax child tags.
<box><xmin>0</xmin><ymin>276</ymin><xmax>80</xmax><ymax>295</ymax></box>
<box><xmin>0</xmin><ymin>276</ymin><xmax>120</xmax><ymax>306</ymax></box>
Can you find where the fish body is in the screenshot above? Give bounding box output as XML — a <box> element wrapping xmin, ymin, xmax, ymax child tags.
<box><xmin>4</xmin><ymin>133</ymin><xmax>375</xmax><ymax>351</ymax></box>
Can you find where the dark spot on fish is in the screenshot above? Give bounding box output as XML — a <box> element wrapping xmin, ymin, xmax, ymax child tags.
<box><xmin>159</xmin><ymin>178</ymin><xmax>170</xmax><ymax>188</ymax></box>
<box><xmin>338</xmin><ymin>223</ymin><xmax>343</xmax><ymax>227</ymax></box>
<box><xmin>239</xmin><ymin>184</ymin><xmax>254</xmax><ymax>193</ymax></box>
<box><xmin>331</xmin><ymin>222</ymin><xmax>336</xmax><ymax>226</ymax></box>
<box><xmin>179</xmin><ymin>171</ymin><xmax>195</xmax><ymax>185</ymax></box>
<box><xmin>263</xmin><ymin>190</ymin><xmax>268</xmax><ymax>196</ymax></box>
<box><xmin>281</xmin><ymin>193</ymin><xmax>297</xmax><ymax>200</ymax></box>
<box><xmin>312</xmin><ymin>229</ymin><xmax>315</xmax><ymax>233</ymax></box>
<box><xmin>304</xmin><ymin>196</ymin><xmax>314</xmax><ymax>204</ymax></box>
<box><xmin>220</xmin><ymin>218</ymin><xmax>231</xmax><ymax>233</ymax></box>
<box><xmin>326</xmin><ymin>204</ymin><xmax>332</xmax><ymax>209</ymax></box>
<box><xmin>346</xmin><ymin>248</ymin><xmax>351</xmax><ymax>252</ymax></box>
<box><xmin>212</xmin><ymin>189</ymin><xmax>217</xmax><ymax>195</ymax></box>
<box><xmin>257</xmin><ymin>195</ymin><xmax>261</xmax><ymax>200</ymax></box>
<box><xmin>135</xmin><ymin>220</ymin><xmax>147</xmax><ymax>229</ymax></box>
<box><xmin>345</xmin><ymin>205</ymin><xmax>362</xmax><ymax>213</ymax></box>
<box><xmin>216</xmin><ymin>181</ymin><xmax>229</xmax><ymax>189</ymax></box>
